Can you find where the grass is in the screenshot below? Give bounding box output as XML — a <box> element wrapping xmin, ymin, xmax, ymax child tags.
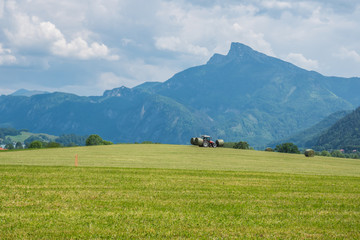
<box><xmin>0</xmin><ymin>144</ymin><xmax>360</xmax><ymax>176</ymax></box>
<box><xmin>1</xmin><ymin>144</ymin><xmax>360</xmax><ymax>239</ymax></box>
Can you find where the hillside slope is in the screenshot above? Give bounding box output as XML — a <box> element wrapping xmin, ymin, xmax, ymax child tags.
<box><xmin>313</xmin><ymin>107</ymin><xmax>360</xmax><ymax>151</ymax></box>
<box><xmin>270</xmin><ymin>110</ymin><xmax>351</xmax><ymax>148</ymax></box>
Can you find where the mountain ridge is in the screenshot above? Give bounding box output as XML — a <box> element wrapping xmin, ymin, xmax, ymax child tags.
<box><xmin>1</xmin><ymin>42</ymin><xmax>359</xmax><ymax>146</ymax></box>
<box><xmin>10</xmin><ymin>89</ymin><xmax>49</xmax><ymax>97</ymax></box>
<box><xmin>138</xmin><ymin>43</ymin><xmax>355</xmax><ymax>146</ymax></box>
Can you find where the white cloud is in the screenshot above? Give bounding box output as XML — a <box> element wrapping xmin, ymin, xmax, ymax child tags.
<box><xmin>120</xmin><ymin>58</ymin><xmax>175</xmax><ymax>85</ymax></box>
<box><xmin>4</xmin><ymin>4</ymin><xmax>118</xmax><ymax>61</ymax></box>
<box><xmin>261</xmin><ymin>0</ymin><xmax>292</xmax><ymax>10</ymax></box>
<box><xmin>5</xmin><ymin>14</ymin><xmax>56</xmax><ymax>49</ymax></box>
<box><xmin>52</xmin><ymin>37</ymin><xmax>119</xmax><ymax>61</ymax></box>
<box><xmin>154</xmin><ymin>1</ymin><xmax>275</xmax><ymax>60</ymax></box>
<box><xmin>0</xmin><ymin>0</ymin><xmax>4</xmax><ymax>18</ymax></box>
<box><xmin>98</xmin><ymin>72</ymin><xmax>125</xmax><ymax>91</ymax></box>
<box><xmin>285</xmin><ymin>53</ymin><xmax>319</xmax><ymax>70</ymax></box>
<box><xmin>232</xmin><ymin>23</ymin><xmax>274</xmax><ymax>57</ymax></box>
<box><xmin>154</xmin><ymin>36</ymin><xmax>210</xmax><ymax>56</ymax></box>
<box><xmin>0</xmin><ymin>43</ymin><xmax>16</xmax><ymax>65</ymax></box>
<box><xmin>338</xmin><ymin>47</ymin><xmax>360</xmax><ymax>62</ymax></box>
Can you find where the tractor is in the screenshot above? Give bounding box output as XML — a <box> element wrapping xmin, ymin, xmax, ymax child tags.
<box><xmin>190</xmin><ymin>135</ymin><xmax>224</xmax><ymax>148</ymax></box>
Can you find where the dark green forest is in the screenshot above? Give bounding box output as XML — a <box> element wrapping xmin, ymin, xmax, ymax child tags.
<box><xmin>314</xmin><ymin>107</ymin><xmax>360</xmax><ymax>152</ymax></box>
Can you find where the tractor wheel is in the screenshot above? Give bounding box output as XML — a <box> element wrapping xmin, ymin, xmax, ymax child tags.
<box><xmin>202</xmin><ymin>141</ymin><xmax>209</xmax><ymax>148</ymax></box>
<box><xmin>212</xmin><ymin>143</ymin><xmax>217</xmax><ymax>148</ymax></box>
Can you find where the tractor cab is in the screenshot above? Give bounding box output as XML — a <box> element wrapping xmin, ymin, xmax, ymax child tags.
<box><xmin>202</xmin><ymin>135</ymin><xmax>211</xmax><ymax>142</ymax></box>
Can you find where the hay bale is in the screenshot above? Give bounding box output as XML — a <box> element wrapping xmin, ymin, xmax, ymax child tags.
<box><xmin>304</xmin><ymin>149</ymin><xmax>315</xmax><ymax>157</ymax></box>
<box><xmin>190</xmin><ymin>138</ymin><xmax>196</xmax><ymax>145</ymax></box>
<box><xmin>265</xmin><ymin>147</ymin><xmax>274</xmax><ymax>152</ymax></box>
<box><xmin>215</xmin><ymin>139</ymin><xmax>224</xmax><ymax>147</ymax></box>
<box><xmin>196</xmin><ymin>138</ymin><xmax>204</xmax><ymax>146</ymax></box>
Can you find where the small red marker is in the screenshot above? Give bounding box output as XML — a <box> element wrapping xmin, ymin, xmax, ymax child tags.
<box><xmin>75</xmin><ymin>154</ymin><xmax>78</xmax><ymax>167</ymax></box>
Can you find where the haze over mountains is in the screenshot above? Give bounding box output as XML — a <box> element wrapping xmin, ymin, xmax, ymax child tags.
<box><xmin>1</xmin><ymin>43</ymin><xmax>359</xmax><ymax>147</ymax></box>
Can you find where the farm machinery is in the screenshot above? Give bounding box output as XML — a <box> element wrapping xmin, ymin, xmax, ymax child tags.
<box><xmin>190</xmin><ymin>135</ymin><xmax>224</xmax><ymax>148</ymax></box>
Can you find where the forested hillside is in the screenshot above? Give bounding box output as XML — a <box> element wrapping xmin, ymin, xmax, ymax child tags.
<box><xmin>0</xmin><ymin>128</ymin><xmax>21</xmax><ymax>140</ymax></box>
<box><xmin>313</xmin><ymin>107</ymin><xmax>360</xmax><ymax>151</ymax></box>
<box><xmin>270</xmin><ymin>110</ymin><xmax>351</xmax><ymax>148</ymax></box>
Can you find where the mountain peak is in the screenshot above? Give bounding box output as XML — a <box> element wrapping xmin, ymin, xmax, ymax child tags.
<box><xmin>103</xmin><ymin>86</ymin><xmax>132</xmax><ymax>97</ymax></box>
<box><xmin>227</xmin><ymin>42</ymin><xmax>254</xmax><ymax>57</ymax></box>
<box><xmin>207</xmin><ymin>42</ymin><xmax>267</xmax><ymax>65</ymax></box>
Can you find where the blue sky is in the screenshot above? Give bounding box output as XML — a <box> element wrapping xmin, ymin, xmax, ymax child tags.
<box><xmin>0</xmin><ymin>0</ymin><xmax>359</xmax><ymax>96</ymax></box>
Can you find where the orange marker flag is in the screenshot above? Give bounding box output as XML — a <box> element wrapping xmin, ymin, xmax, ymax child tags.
<box><xmin>75</xmin><ymin>154</ymin><xmax>78</xmax><ymax>167</ymax></box>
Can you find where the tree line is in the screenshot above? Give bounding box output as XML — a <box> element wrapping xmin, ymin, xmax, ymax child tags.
<box><xmin>26</xmin><ymin>134</ymin><xmax>113</xmax><ymax>149</ymax></box>
<box><xmin>225</xmin><ymin>140</ymin><xmax>360</xmax><ymax>159</ymax></box>
<box><xmin>0</xmin><ymin>130</ymin><xmax>112</xmax><ymax>150</ymax></box>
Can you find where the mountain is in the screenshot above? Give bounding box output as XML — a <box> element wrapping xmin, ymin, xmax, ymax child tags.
<box><xmin>10</xmin><ymin>89</ymin><xmax>49</xmax><ymax>97</ymax></box>
<box><xmin>0</xmin><ymin>42</ymin><xmax>359</xmax><ymax>146</ymax></box>
<box><xmin>139</xmin><ymin>43</ymin><xmax>356</xmax><ymax>146</ymax></box>
<box><xmin>269</xmin><ymin>110</ymin><xmax>351</xmax><ymax>148</ymax></box>
<box><xmin>312</xmin><ymin>107</ymin><xmax>360</xmax><ymax>151</ymax></box>
<box><xmin>0</xmin><ymin>90</ymin><xmax>207</xmax><ymax>144</ymax></box>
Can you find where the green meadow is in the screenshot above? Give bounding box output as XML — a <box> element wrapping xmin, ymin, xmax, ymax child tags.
<box><xmin>1</xmin><ymin>144</ymin><xmax>360</xmax><ymax>239</ymax></box>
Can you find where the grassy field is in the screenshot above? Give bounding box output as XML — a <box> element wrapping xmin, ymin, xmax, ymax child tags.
<box><xmin>1</xmin><ymin>144</ymin><xmax>360</xmax><ymax>176</ymax></box>
<box><xmin>1</xmin><ymin>144</ymin><xmax>360</xmax><ymax>239</ymax></box>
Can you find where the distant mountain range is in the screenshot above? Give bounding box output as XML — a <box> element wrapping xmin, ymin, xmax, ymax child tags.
<box><xmin>10</xmin><ymin>89</ymin><xmax>49</xmax><ymax>97</ymax></box>
<box><xmin>1</xmin><ymin>42</ymin><xmax>359</xmax><ymax>147</ymax></box>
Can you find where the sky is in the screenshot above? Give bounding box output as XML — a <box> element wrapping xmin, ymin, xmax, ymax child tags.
<box><xmin>0</xmin><ymin>0</ymin><xmax>359</xmax><ymax>96</ymax></box>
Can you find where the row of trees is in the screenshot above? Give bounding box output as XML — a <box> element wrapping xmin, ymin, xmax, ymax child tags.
<box><xmin>3</xmin><ymin>134</ymin><xmax>113</xmax><ymax>150</ymax></box>
<box><xmin>3</xmin><ymin>142</ymin><xmax>24</xmax><ymax>150</ymax></box>
<box><xmin>1</xmin><ymin>133</ymin><xmax>88</xmax><ymax>149</ymax></box>
<box><xmin>269</xmin><ymin>142</ymin><xmax>359</xmax><ymax>159</ymax></box>
<box><xmin>4</xmin><ymin>140</ymin><xmax>65</xmax><ymax>149</ymax></box>
<box><xmin>28</xmin><ymin>141</ymin><xmax>62</xmax><ymax>149</ymax></box>
<box><xmin>24</xmin><ymin>134</ymin><xmax>88</xmax><ymax>147</ymax></box>
<box><xmin>316</xmin><ymin>150</ymin><xmax>359</xmax><ymax>159</ymax></box>
<box><xmin>231</xmin><ymin>141</ymin><xmax>300</xmax><ymax>153</ymax></box>
<box><xmin>227</xmin><ymin>140</ymin><xmax>360</xmax><ymax>159</ymax></box>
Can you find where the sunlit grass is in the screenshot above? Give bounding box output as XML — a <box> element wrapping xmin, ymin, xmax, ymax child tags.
<box><xmin>1</xmin><ymin>144</ymin><xmax>359</xmax><ymax>239</ymax></box>
<box><xmin>0</xmin><ymin>144</ymin><xmax>359</xmax><ymax>176</ymax></box>
<box><xmin>0</xmin><ymin>166</ymin><xmax>359</xmax><ymax>239</ymax></box>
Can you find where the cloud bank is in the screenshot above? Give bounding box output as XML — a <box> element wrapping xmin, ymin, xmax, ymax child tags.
<box><xmin>0</xmin><ymin>0</ymin><xmax>359</xmax><ymax>95</ymax></box>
